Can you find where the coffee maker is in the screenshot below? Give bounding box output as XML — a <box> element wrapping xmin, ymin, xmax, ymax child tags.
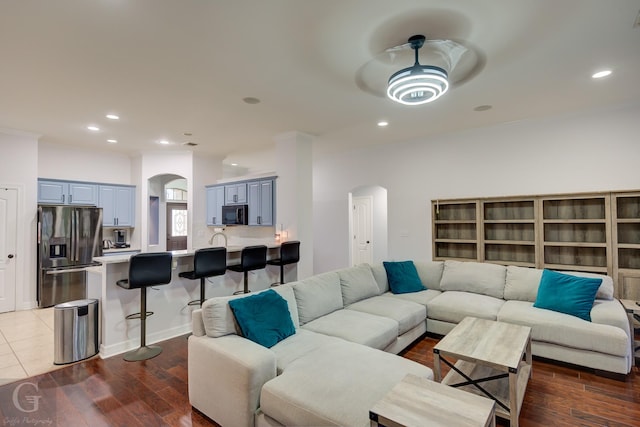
<box><xmin>113</xmin><ymin>229</ymin><xmax>129</xmax><ymax>248</ymax></box>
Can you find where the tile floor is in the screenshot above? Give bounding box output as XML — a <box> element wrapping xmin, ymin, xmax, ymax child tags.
<box><xmin>0</xmin><ymin>308</ymin><xmax>62</xmax><ymax>386</ymax></box>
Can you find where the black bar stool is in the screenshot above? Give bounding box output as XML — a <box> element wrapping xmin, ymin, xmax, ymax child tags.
<box><xmin>267</xmin><ymin>241</ymin><xmax>300</xmax><ymax>285</ymax></box>
<box><xmin>179</xmin><ymin>247</ymin><xmax>227</xmax><ymax>306</ymax></box>
<box><xmin>227</xmin><ymin>245</ymin><xmax>267</xmax><ymax>294</ymax></box>
<box><xmin>116</xmin><ymin>252</ymin><xmax>172</xmax><ymax>362</ymax></box>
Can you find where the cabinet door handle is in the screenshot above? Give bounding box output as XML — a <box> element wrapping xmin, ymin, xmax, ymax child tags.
<box><xmin>258</xmin><ymin>216</ymin><xmax>261</xmax><ymax>225</ymax></box>
<box><xmin>213</xmin><ymin>216</ymin><xmax>216</xmax><ymax>224</ymax></box>
<box><xmin>62</xmin><ymin>195</ymin><xmax>65</xmax><ymax>203</ymax></box>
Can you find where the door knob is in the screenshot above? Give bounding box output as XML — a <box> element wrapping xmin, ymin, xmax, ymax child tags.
<box><xmin>366</xmin><ymin>241</ymin><xmax>370</xmax><ymax>244</ymax></box>
<box><xmin>7</xmin><ymin>254</ymin><xmax>14</xmax><ymax>259</ymax></box>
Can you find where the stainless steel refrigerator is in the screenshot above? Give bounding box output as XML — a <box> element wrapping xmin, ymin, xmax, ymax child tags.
<box><xmin>37</xmin><ymin>205</ymin><xmax>103</xmax><ymax>307</ymax></box>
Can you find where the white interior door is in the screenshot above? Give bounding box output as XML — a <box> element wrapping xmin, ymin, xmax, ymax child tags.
<box><xmin>352</xmin><ymin>196</ymin><xmax>373</xmax><ymax>265</ymax></box>
<box><xmin>0</xmin><ymin>187</ymin><xmax>18</xmax><ymax>313</ymax></box>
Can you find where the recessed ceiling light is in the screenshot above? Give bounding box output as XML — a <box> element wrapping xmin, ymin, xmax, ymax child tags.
<box><xmin>158</xmin><ymin>140</ymin><xmax>170</xmax><ymax>145</ymax></box>
<box><xmin>231</xmin><ymin>163</ymin><xmax>238</xmax><ymax>166</ymax></box>
<box><xmin>106</xmin><ymin>114</ymin><xmax>119</xmax><ymax>120</ymax></box>
<box><xmin>107</xmin><ymin>139</ymin><xmax>118</xmax><ymax>144</ymax></box>
<box><xmin>592</xmin><ymin>70</ymin><xmax>612</xmax><ymax>79</ymax></box>
<box><xmin>377</xmin><ymin>121</ymin><xmax>389</xmax><ymax>127</ymax></box>
<box><xmin>87</xmin><ymin>125</ymin><xmax>100</xmax><ymax>131</ymax></box>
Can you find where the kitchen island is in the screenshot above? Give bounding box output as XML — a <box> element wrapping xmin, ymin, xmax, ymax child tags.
<box><xmin>88</xmin><ymin>244</ymin><xmax>285</xmax><ymax>358</ymax></box>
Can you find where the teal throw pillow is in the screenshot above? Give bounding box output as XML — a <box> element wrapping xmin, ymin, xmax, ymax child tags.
<box><xmin>533</xmin><ymin>269</ymin><xmax>602</xmax><ymax>322</ymax></box>
<box><xmin>228</xmin><ymin>290</ymin><xmax>295</xmax><ymax>348</ymax></box>
<box><xmin>383</xmin><ymin>261</ymin><xmax>425</xmax><ymax>294</ymax></box>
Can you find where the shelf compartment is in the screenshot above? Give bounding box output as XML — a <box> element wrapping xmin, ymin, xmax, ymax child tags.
<box><xmin>544</xmin><ymin>223</ymin><xmax>606</xmax><ymax>243</ymax></box>
<box><xmin>435</xmin><ymin>242</ymin><xmax>477</xmax><ymax>260</ymax></box>
<box><xmin>545</xmin><ymin>264</ymin><xmax>608</xmax><ymax>274</ymax></box>
<box><xmin>544</xmin><ymin>246</ymin><xmax>607</xmax><ymax>268</ymax></box>
<box><xmin>434</xmin><ymin>203</ymin><xmax>477</xmax><ymax>221</ymax></box>
<box><xmin>435</xmin><ymin>223</ymin><xmax>477</xmax><ymax>240</ymax></box>
<box><xmin>616</xmin><ymin>196</ymin><xmax>640</xmax><ymax>219</ymax></box>
<box><xmin>617</xmin><ymin>223</ymin><xmax>640</xmax><ymax>245</ymax></box>
<box><xmin>483</xmin><ymin>200</ymin><xmax>535</xmax><ymax>221</ymax></box>
<box><xmin>543</xmin><ymin>198</ymin><xmax>606</xmax><ymax>220</ymax></box>
<box><xmin>485</xmin><ymin>223</ymin><xmax>535</xmax><ymax>242</ymax></box>
<box><xmin>485</xmin><ymin>243</ymin><xmax>535</xmax><ymax>265</ymax></box>
<box><xmin>619</xmin><ymin>248</ymin><xmax>640</xmax><ymax>269</ymax></box>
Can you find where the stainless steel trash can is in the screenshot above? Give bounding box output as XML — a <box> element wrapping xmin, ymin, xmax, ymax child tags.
<box><xmin>54</xmin><ymin>298</ymin><xmax>99</xmax><ymax>364</ymax></box>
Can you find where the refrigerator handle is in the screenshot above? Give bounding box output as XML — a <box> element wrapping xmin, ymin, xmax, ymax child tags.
<box><xmin>70</xmin><ymin>209</ymin><xmax>77</xmax><ymax>262</ymax></box>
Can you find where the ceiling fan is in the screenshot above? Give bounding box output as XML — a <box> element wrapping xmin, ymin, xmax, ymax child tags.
<box><xmin>356</xmin><ymin>34</ymin><xmax>481</xmax><ymax>105</ymax></box>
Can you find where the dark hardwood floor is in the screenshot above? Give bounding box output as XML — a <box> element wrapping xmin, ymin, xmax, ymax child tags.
<box><xmin>0</xmin><ymin>333</ymin><xmax>638</xmax><ymax>426</ymax></box>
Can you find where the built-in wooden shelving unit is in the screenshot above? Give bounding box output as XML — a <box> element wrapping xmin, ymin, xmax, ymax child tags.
<box><xmin>432</xmin><ymin>191</ymin><xmax>640</xmax><ymax>297</ymax></box>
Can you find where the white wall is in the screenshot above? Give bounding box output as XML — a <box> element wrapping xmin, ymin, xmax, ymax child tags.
<box><xmin>38</xmin><ymin>142</ymin><xmax>132</xmax><ymax>184</ymax></box>
<box><xmin>313</xmin><ymin>101</ymin><xmax>640</xmax><ymax>273</ymax></box>
<box><xmin>0</xmin><ymin>129</ymin><xmax>39</xmax><ymax>309</ymax></box>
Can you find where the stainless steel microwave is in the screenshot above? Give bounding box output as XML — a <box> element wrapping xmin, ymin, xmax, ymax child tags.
<box><xmin>222</xmin><ymin>204</ymin><xmax>248</xmax><ymax>225</ymax></box>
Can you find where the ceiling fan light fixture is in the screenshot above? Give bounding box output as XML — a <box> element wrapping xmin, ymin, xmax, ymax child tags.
<box><xmin>387</xmin><ymin>35</ymin><xmax>449</xmax><ymax>106</ymax></box>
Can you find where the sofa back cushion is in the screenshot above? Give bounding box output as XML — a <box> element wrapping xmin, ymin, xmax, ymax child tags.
<box><xmin>413</xmin><ymin>261</ymin><xmax>445</xmax><ymax>291</ymax></box>
<box><xmin>505</xmin><ymin>265</ymin><xmax>614</xmax><ymax>301</ymax></box>
<box><xmin>440</xmin><ymin>260</ymin><xmax>506</xmax><ymax>299</ymax></box>
<box><xmin>505</xmin><ymin>265</ymin><xmax>543</xmax><ymax>302</ymax></box>
<box><xmin>369</xmin><ymin>263</ymin><xmax>389</xmax><ymax>294</ymax></box>
<box><xmin>562</xmin><ymin>271</ymin><xmax>614</xmax><ymax>300</ymax></box>
<box><xmin>201</xmin><ymin>285</ymin><xmax>299</xmax><ymax>338</ymax></box>
<box><xmin>292</xmin><ymin>271</ymin><xmax>343</xmax><ymax>325</ymax></box>
<box><xmin>338</xmin><ymin>264</ymin><xmax>381</xmax><ymax>305</ymax></box>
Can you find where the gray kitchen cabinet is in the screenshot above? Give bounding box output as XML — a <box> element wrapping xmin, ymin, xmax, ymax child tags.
<box><xmin>225</xmin><ymin>183</ymin><xmax>247</xmax><ymax>204</ymax></box>
<box><xmin>206</xmin><ymin>185</ymin><xmax>225</xmax><ymax>226</ymax></box>
<box><xmin>247</xmin><ymin>179</ymin><xmax>274</xmax><ymax>226</ymax></box>
<box><xmin>98</xmin><ymin>185</ymin><xmax>135</xmax><ymax>226</ymax></box>
<box><xmin>38</xmin><ymin>179</ymin><xmax>97</xmax><ymax>205</ymax></box>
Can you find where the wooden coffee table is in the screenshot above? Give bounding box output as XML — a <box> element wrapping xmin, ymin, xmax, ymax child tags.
<box><xmin>369</xmin><ymin>374</ymin><xmax>495</xmax><ymax>427</ymax></box>
<box><xmin>433</xmin><ymin>317</ymin><xmax>532</xmax><ymax>427</ymax></box>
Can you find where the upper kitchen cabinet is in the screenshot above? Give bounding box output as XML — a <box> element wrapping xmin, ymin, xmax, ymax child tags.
<box><xmin>247</xmin><ymin>179</ymin><xmax>274</xmax><ymax>226</ymax></box>
<box><xmin>206</xmin><ymin>185</ymin><xmax>225</xmax><ymax>226</ymax></box>
<box><xmin>38</xmin><ymin>179</ymin><xmax>98</xmax><ymax>205</ymax></box>
<box><xmin>98</xmin><ymin>185</ymin><xmax>135</xmax><ymax>227</ymax></box>
<box><xmin>225</xmin><ymin>183</ymin><xmax>247</xmax><ymax>205</ymax></box>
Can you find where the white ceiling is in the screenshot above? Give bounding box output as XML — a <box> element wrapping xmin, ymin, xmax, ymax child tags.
<box><xmin>1</xmin><ymin>0</ymin><xmax>639</xmax><ymax>161</ymax></box>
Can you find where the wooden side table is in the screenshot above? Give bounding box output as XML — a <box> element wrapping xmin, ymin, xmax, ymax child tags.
<box><xmin>619</xmin><ymin>299</ymin><xmax>640</xmax><ymax>365</ymax></box>
<box><xmin>369</xmin><ymin>374</ymin><xmax>495</xmax><ymax>427</ymax></box>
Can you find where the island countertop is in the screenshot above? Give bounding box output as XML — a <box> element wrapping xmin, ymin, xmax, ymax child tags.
<box><xmin>93</xmin><ymin>243</ymin><xmax>281</xmax><ymax>264</ymax></box>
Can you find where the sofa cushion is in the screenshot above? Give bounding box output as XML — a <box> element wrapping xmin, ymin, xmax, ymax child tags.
<box><xmin>292</xmin><ymin>271</ymin><xmax>343</xmax><ymax>325</ymax></box>
<box><xmin>201</xmin><ymin>285</ymin><xmax>299</xmax><ymax>338</ymax></box>
<box><xmin>427</xmin><ymin>291</ymin><xmax>505</xmax><ymax>324</ymax></box>
<box><xmin>346</xmin><ymin>295</ymin><xmax>426</xmax><ymax>335</ymax></box>
<box><xmin>413</xmin><ymin>261</ymin><xmax>445</xmax><ymax>291</ymax></box>
<box><xmin>499</xmin><ymin>300</ymin><xmax>629</xmax><ymax>357</ymax></box>
<box><xmin>370</xmin><ymin>263</ymin><xmax>390</xmax><ymax>294</ymax></box>
<box><xmin>505</xmin><ymin>265</ymin><xmax>614</xmax><ymax>302</ymax></box>
<box><xmin>338</xmin><ymin>264</ymin><xmax>381</xmax><ymax>306</ymax></box>
<box><xmin>301</xmin><ymin>309</ymin><xmax>398</xmax><ymax>350</ymax></box>
<box><xmin>534</xmin><ymin>269</ymin><xmax>601</xmax><ymax>321</ymax></box>
<box><xmin>563</xmin><ymin>270</ymin><xmax>615</xmax><ymax>301</ymax></box>
<box><xmin>383</xmin><ymin>261</ymin><xmax>425</xmax><ymax>294</ymax></box>
<box><xmin>504</xmin><ymin>265</ymin><xmax>543</xmax><ymax>302</ymax></box>
<box><xmin>440</xmin><ymin>260</ymin><xmax>506</xmax><ymax>299</ymax></box>
<box><xmin>385</xmin><ymin>289</ymin><xmax>442</xmax><ymax>306</ymax></box>
<box><xmin>271</xmin><ymin>329</ymin><xmax>341</xmax><ymax>374</ymax></box>
<box><xmin>228</xmin><ymin>290</ymin><xmax>296</xmax><ymax>348</ymax></box>
<box><xmin>261</xmin><ymin>340</ymin><xmax>433</xmax><ymax>427</ymax></box>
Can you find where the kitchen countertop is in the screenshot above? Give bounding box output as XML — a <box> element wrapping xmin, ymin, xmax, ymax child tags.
<box><xmin>93</xmin><ymin>243</ymin><xmax>281</xmax><ymax>264</ymax></box>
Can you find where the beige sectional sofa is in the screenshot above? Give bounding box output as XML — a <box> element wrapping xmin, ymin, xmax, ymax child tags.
<box><xmin>188</xmin><ymin>260</ymin><xmax>632</xmax><ymax>427</ymax></box>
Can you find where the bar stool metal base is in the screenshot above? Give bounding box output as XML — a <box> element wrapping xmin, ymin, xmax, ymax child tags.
<box><xmin>123</xmin><ymin>345</ymin><xmax>162</xmax><ymax>362</ymax></box>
